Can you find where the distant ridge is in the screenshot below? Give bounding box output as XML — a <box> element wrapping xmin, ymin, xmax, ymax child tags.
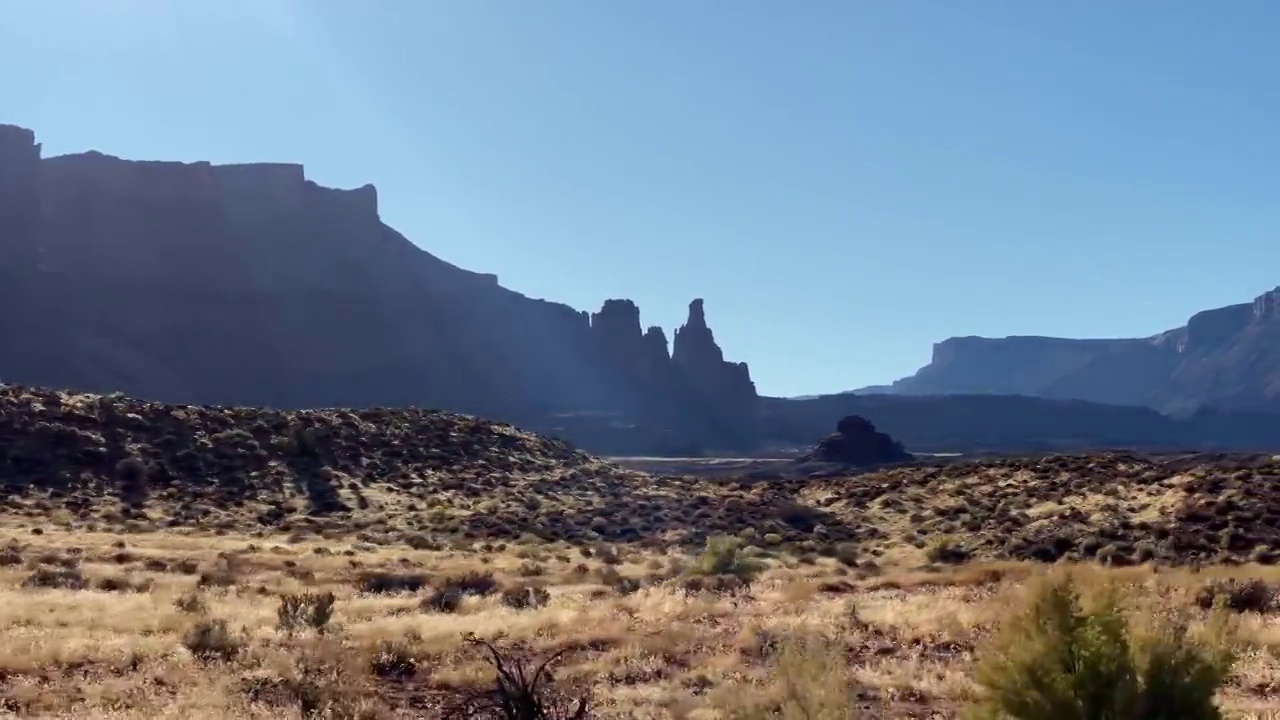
<box><xmin>847</xmin><ymin>287</ymin><xmax>1280</xmax><ymax>415</ymax></box>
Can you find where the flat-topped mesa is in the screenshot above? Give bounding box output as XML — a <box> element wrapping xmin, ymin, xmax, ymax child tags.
<box><xmin>1181</xmin><ymin>303</ymin><xmax>1255</xmax><ymax>349</ymax></box>
<box><xmin>35</xmin><ymin>151</ymin><xmax>380</xmax><ymax>219</ymax></box>
<box><xmin>0</xmin><ymin>124</ymin><xmax>38</xmax><ymax>161</ymax></box>
<box><xmin>1254</xmin><ymin>287</ymin><xmax>1280</xmax><ymax>321</ymax></box>
<box><xmin>0</xmin><ymin>125</ymin><xmax>40</xmax><ymax>232</ymax></box>
<box><xmin>0</xmin><ymin>120</ymin><xmax>377</xmax><ymax>223</ymax></box>
<box><xmin>591</xmin><ymin>299</ymin><xmax>644</xmax><ymax>346</ymax></box>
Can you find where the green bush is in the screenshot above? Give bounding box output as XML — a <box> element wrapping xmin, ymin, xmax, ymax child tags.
<box><xmin>691</xmin><ymin>535</ymin><xmax>764</xmax><ymax>581</ymax></box>
<box><xmin>968</xmin><ymin>571</ymin><xmax>1235</xmax><ymax>720</ymax></box>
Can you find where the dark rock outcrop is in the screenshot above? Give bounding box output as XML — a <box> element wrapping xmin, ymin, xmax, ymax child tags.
<box><xmin>855</xmin><ymin>286</ymin><xmax>1280</xmax><ymax>415</ymax></box>
<box><xmin>801</xmin><ymin>415</ymin><xmax>912</xmax><ymax>466</ymax></box>
<box><xmin>671</xmin><ymin>299</ymin><xmax>759</xmax><ymax>441</ymax></box>
<box><xmin>0</xmin><ymin>124</ymin><xmax>756</xmax><ymax>454</ymax></box>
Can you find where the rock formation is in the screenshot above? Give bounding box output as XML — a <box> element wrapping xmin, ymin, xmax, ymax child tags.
<box><xmin>0</xmin><ymin>124</ymin><xmax>758</xmax><ymax>454</ymax></box>
<box><xmin>853</xmin><ymin>286</ymin><xmax>1280</xmax><ymax>415</ymax></box>
<box><xmin>671</xmin><ymin>299</ymin><xmax>759</xmax><ymax>439</ymax></box>
<box><xmin>801</xmin><ymin>415</ymin><xmax>912</xmax><ymax>465</ymax></box>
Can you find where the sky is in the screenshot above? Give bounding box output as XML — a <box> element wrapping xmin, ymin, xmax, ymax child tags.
<box><xmin>4</xmin><ymin>1</ymin><xmax>1280</xmax><ymax>397</ymax></box>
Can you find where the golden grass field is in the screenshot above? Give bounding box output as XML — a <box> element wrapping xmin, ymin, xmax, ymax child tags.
<box><xmin>3</xmin><ymin>516</ymin><xmax>1280</xmax><ymax>719</ymax></box>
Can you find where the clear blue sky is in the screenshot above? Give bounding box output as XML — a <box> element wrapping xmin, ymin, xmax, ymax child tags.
<box><xmin>5</xmin><ymin>1</ymin><xmax>1280</xmax><ymax>397</ymax></box>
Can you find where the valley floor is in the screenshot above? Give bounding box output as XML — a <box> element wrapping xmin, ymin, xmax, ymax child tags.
<box><xmin>2</xmin><ymin>519</ymin><xmax>1280</xmax><ymax>719</ymax></box>
<box><xmin>5</xmin><ymin>388</ymin><xmax>1280</xmax><ymax>716</ymax></box>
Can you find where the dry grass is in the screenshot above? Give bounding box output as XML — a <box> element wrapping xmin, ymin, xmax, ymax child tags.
<box><xmin>1</xmin><ymin>524</ymin><xmax>1280</xmax><ymax>719</ymax></box>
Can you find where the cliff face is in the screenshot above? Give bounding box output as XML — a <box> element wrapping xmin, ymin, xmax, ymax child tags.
<box><xmin>0</xmin><ymin>124</ymin><xmax>757</xmax><ymax>451</ymax></box>
<box><xmin>866</xmin><ymin>288</ymin><xmax>1280</xmax><ymax>414</ymax></box>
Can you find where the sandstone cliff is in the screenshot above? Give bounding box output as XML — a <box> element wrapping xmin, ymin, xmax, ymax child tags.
<box><xmin>0</xmin><ymin>124</ymin><xmax>757</xmax><ymax>453</ymax></box>
<box><xmin>859</xmin><ymin>287</ymin><xmax>1280</xmax><ymax>414</ymax></box>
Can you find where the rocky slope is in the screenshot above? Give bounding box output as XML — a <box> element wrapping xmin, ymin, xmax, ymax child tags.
<box><xmin>0</xmin><ymin>383</ymin><xmax>623</xmax><ymax>528</ymax></box>
<box><xmin>0</xmin><ymin>124</ymin><xmax>755</xmax><ymax>453</ymax></box>
<box><xmin>857</xmin><ymin>287</ymin><xmax>1280</xmax><ymax>414</ymax></box>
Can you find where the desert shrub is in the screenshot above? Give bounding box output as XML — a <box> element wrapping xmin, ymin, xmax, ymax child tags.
<box><xmin>594</xmin><ymin>544</ymin><xmax>622</xmax><ymax>565</ymax></box>
<box><xmin>778</xmin><ymin>502</ymin><xmax>826</xmax><ymax>532</ymax></box>
<box><xmin>448</xmin><ymin>571</ymin><xmax>500</xmax><ymax>596</ymax></box>
<box><xmin>270</xmin><ymin>638</ymin><xmax>380</xmax><ymax>719</ymax></box>
<box><xmin>517</xmin><ymin>561</ymin><xmax>547</xmax><ymax>577</ymax></box>
<box><xmin>369</xmin><ymin>638</ymin><xmax>420</xmax><ymax>679</ymax></box>
<box><xmin>500</xmin><ymin>586</ymin><xmax>551</xmax><ymax>611</ymax></box>
<box><xmin>691</xmin><ymin>535</ymin><xmax>763</xmax><ymax>581</ymax></box>
<box><xmin>197</xmin><ymin>558</ymin><xmax>243</xmax><ymax>588</ymax></box>
<box><xmin>969</xmin><ymin>571</ymin><xmax>1235</xmax><ymax>720</ymax></box>
<box><xmin>1096</xmin><ymin>543</ymin><xmax>1119</xmax><ymax>565</ymax></box>
<box><xmin>422</xmin><ymin>587</ymin><xmax>464</xmax><ymax>614</ymax></box>
<box><xmin>32</xmin><ymin>552</ymin><xmax>78</xmax><ymax>569</ymax></box>
<box><xmin>277</xmin><ymin>591</ymin><xmax>336</xmax><ymax>634</ymax></box>
<box><xmin>115</xmin><ymin>456</ymin><xmax>149</xmax><ymax>503</ymax></box>
<box><xmin>175</xmin><ymin>592</ymin><xmax>208</xmax><ymax>614</ymax></box>
<box><xmin>437</xmin><ymin>634</ymin><xmax>591</xmax><ymax>719</ymax></box>
<box><xmin>358</xmin><ymin>571</ymin><xmax>429</xmax><ymax>594</ymax></box>
<box><xmin>832</xmin><ymin>542</ymin><xmax>860</xmax><ymax>567</ymax></box>
<box><xmin>22</xmin><ymin>567</ymin><xmax>87</xmax><ymax>590</ymax></box>
<box><xmin>726</xmin><ymin>633</ymin><xmax>853</xmax><ymax>720</ymax></box>
<box><xmin>1133</xmin><ymin>541</ymin><xmax>1157</xmax><ymax>563</ymax></box>
<box><xmin>421</xmin><ymin>571</ymin><xmax>502</xmax><ymax>613</ymax></box>
<box><xmin>925</xmin><ymin>535</ymin><xmax>971</xmax><ymax>564</ymax></box>
<box><xmin>1194</xmin><ymin>578</ymin><xmax>1277</xmax><ymax>613</ymax></box>
<box><xmin>95</xmin><ymin>574</ymin><xmax>154</xmax><ymax>593</ymax></box>
<box><xmin>403</xmin><ymin>533</ymin><xmax>440</xmax><ymax>551</ymax></box>
<box><xmin>182</xmin><ymin>619</ymin><xmax>244</xmax><ymax>662</ymax></box>
<box><xmin>597</xmin><ymin>566</ymin><xmax>622</xmax><ymax>586</ymax></box>
<box><xmin>610</xmin><ymin>576</ymin><xmax>643</xmax><ymax>596</ymax></box>
<box><xmin>1078</xmin><ymin>536</ymin><xmax>1103</xmax><ymax>557</ymax></box>
<box><xmin>681</xmin><ymin>574</ymin><xmax>749</xmax><ymax>595</ymax></box>
<box><xmin>0</xmin><ymin>545</ymin><xmax>22</xmax><ymax>567</ymax></box>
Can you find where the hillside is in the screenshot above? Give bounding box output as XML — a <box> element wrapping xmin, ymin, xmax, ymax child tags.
<box><xmin>857</xmin><ymin>287</ymin><xmax>1280</xmax><ymax>414</ymax></box>
<box><xmin>0</xmin><ymin>124</ymin><xmax>757</xmax><ymax>454</ymax></box>
<box><xmin>0</xmin><ymin>383</ymin><xmax>625</xmax><ymax>537</ymax></box>
<box><xmin>7</xmin><ymin>384</ymin><xmax>1280</xmax><ymax>566</ymax></box>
